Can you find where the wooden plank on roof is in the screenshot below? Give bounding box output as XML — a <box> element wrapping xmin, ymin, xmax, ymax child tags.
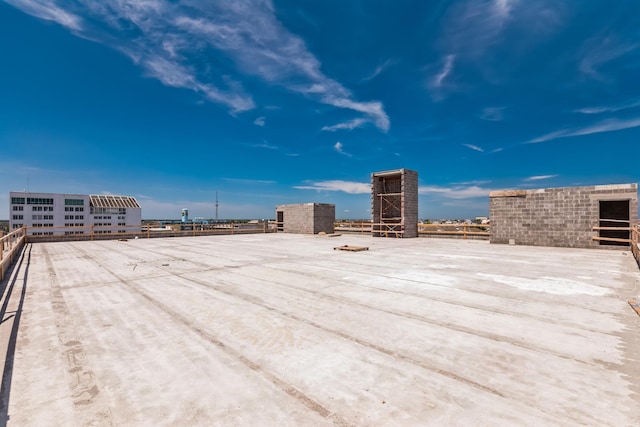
<box><xmin>334</xmin><ymin>245</ymin><xmax>369</xmax><ymax>252</ymax></box>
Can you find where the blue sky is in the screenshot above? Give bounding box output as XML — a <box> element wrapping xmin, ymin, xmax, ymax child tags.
<box><xmin>1</xmin><ymin>0</ymin><xmax>639</xmax><ymax>220</ymax></box>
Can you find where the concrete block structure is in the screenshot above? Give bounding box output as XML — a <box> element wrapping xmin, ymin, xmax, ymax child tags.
<box><xmin>490</xmin><ymin>183</ymin><xmax>638</xmax><ymax>248</ymax></box>
<box><xmin>275</xmin><ymin>203</ymin><xmax>335</xmax><ymax>234</ymax></box>
<box><xmin>371</xmin><ymin>169</ymin><xmax>418</xmax><ymax>238</ymax></box>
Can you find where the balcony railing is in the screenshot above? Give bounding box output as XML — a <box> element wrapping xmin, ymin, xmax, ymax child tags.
<box><xmin>632</xmin><ymin>224</ymin><xmax>639</xmax><ymax>268</ymax></box>
<box><xmin>0</xmin><ymin>227</ymin><xmax>27</xmax><ymax>282</ymax></box>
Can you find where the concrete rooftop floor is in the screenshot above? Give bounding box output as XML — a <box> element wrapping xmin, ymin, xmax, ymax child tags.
<box><xmin>1</xmin><ymin>234</ymin><xmax>640</xmax><ymax>426</ymax></box>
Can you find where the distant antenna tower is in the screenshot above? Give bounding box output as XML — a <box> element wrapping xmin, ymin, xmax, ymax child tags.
<box><xmin>215</xmin><ymin>192</ymin><xmax>219</xmax><ymax>221</ymax></box>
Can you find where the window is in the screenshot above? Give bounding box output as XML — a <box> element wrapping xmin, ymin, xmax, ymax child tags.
<box><xmin>11</xmin><ymin>197</ymin><xmax>25</xmax><ymax>204</ymax></box>
<box><xmin>32</xmin><ymin>206</ymin><xmax>43</xmax><ymax>211</ymax></box>
<box><xmin>27</xmin><ymin>198</ymin><xmax>53</xmax><ymax>205</ymax></box>
<box><xmin>45</xmin><ymin>206</ymin><xmax>54</xmax><ymax>211</ymax></box>
<box><xmin>12</xmin><ymin>206</ymin><xmax>24</xmax><ymax>211</ymax></box>
<box><xmin>32</xmin><ymin>214</ymin><xmax>43</xmax><ymax>220</ymax></box>
<box><xmin>44</xmin><ymin>215</ymin><xmax>54</xmax><ymax>220</ymax></box>
<box><xmin>65</xmin><ymin>199</ymin><xmax>84</xmax><ymax>206</ymax></box>
<box><xmin>75</xmin><ymin>207</ymin><xmax>84</xmax><ymax>212</ymax></box>
<box><xmin>12</xmin><ymin>215</ymin><xmax>23</xmax><ymax>220</ymax></box>
<box><xmin>75</xmin><ymin>215</ymin><xmax>84</xmax><ymax>220</ymax></box>
<box><xmin>12</xmin><ymin>224</ymin><xmax>24</xmax><ymax>229</ymax></box>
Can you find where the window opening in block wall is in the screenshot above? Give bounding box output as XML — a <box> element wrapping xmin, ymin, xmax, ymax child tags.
<box><xmin>276</xmin><ymin>211</ymin><xmax>284</xmax><ymax>232</ymax></box>
<box><xmin>599</xmin><ymin>200</ymin><xmax>630</xmax><ymax>246</ymax></box>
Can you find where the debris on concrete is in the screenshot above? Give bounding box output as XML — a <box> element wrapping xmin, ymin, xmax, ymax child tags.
<box><xmin>334</xmin><ymin>245</ymin><xmax>369</xmax><ymax>251</ymax></box>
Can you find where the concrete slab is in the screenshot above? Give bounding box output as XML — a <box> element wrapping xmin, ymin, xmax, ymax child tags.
<box><xmin>2</xmin><ymin>234</ymin><xmax>639</xmax><ymax>425</ymax></box>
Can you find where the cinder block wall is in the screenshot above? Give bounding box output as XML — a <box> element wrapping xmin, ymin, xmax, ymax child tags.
<box><xmin>402</xmin><ymin>169</ymin><xmax>419</xmax><ymax>238</ymax></box>
<box><xmin>490</xmin><ymin>184</ymin><xmax>638</xmax><ymax>248</ymax></box>
<box><xmin>275</xmin><ymin>203</ymin><xmax>335</xmax><ymax>234</ymax></box>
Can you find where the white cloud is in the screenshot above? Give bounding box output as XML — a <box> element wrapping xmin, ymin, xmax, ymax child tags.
<box><xmin>322</xmin><ymin>118</ymin><xmax>367</xmax><ymax>132</ymax></box>
<box><xmin>525</xmin><ymin>175</ymin><xmax>557</xmax><ymax>181</ymax></box>
<box><xmin>294</xmin><ymin>180</ymin><xmax>369</xmax><ymax>194</ymax></box>
<box><xmin>463</xmin><ymin>143</ymin><xmax>484</xmax><ymax>152</ymax></box>
<box><xmin>529</xmin><ymin>116</ymin><xmax>640</xmax><ymax>143</ymax></box>
<box><xmin>419</xmin><ymin>185</ymin><xmax>494</xmax><ymax>199</ymax></box>
<box><xmin>254</xmin><ymin>116</ymin><xmax>266</xmax><ymax>126</ymax></box>
<box><xmin>439</xmin><ymin>0</ymin><xmax>518</xmax><ymax>60</ymax></box>
<box><xmin>251</xmin><ymin>141</ymin><xmax>278</xmax><ymax>150</ymax></box>
<box><xmin>480</xmin><ymin>107</ymin><xmax>505</xmax><ymax>121</ymax></box>
<box><xmin>433</xmin><ymin>54</ymin><xmax>455</xmax><ymax>88</ymax></box>
<box><xmin>223</xmin><ymin>178</ymin><xmax>276</xmax><ymax>185</ymax></box>
<box><xmin>360</xmin><ymin>59</ymin><xmax>394</xmax><ymax>82</ymax></box>
<box><xmin>579</xmin><ymin>35</ymin><xmax>639</xmax><ymax>81</ymax></box>
<box><xmin>333</xmin><ymin>142</ymin><xmax>352</xmax><ymax>157</ymax></box>
<box><xmin>8</xmin><ymin>0</ymin><xmax>389</xmax><ymax>129</ymax></box>
<box><xmin>574</xmin><ymin>99</ymin><xmax>640</xmax><ymax>114</ymax></box>
<box><xmin>5</xmin><ymin>0</ymin><xmax>83</xmax><ymax>31</ymax></box>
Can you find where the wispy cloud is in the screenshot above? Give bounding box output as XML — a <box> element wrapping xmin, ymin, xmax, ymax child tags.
<box><xmin>7</xmin><ymin>0</ymin><xmax>389</xmax><ymax>129</ymax></box>
<box><xmin>253</xmin><ymin>116</ymin><xmax>266</xmax><ymax>126</ymax></box>
<box><xmin>524</xmin><ymin>175</ymin><xmax>557</xmax><ymax>181</ymax></box>
<box><xmin>322</xmin><ymin>118</ymin><xmax>367</xmax><ymax>132</ymax></box>
<box><xmin>479</xmin><ymin>107</ymin><xmax>505</xmax><ymax>121</ymax></box>
<box><xmin>529</xmin><ymin>116</ymin><xmax>640</xmax><ymax>143</ymax></box>
<box><xmin>579</xmin><ymin>35</ymin><xmax>639</xmax><ymax>81</ymax></box>
<box><xmin>251</xmin><ymin>141</ymin><xmax>278</xmax><ymax>150</ymax></box>
<box><xmin>223</xmin><ymin>178</ymin><xmax>276</xmax><ymax>185</ymax></box>
<box><xmin>360</xmin><ymin>59</ymin><xmax>395</xmax><ymax>83</ymax></box>
<box><xmin>574</xmin><ymin>99</ymin><xmax>640</xmax><ymax>114</ymax></box>
<box><xmin>294</xmin><ymin>180</ymin><xmax>369</xmax><ymax>194</ymax></box>
<box><xmin>5</xmin><ymin>0</ymin><xmax>83</xmax><ymax>31</ymax></box>
<box><xmin>432</xmin><ymin>54</ymin><xmax>455</xmax><ymax>88</ymax></box>
<box><xmin>439</xmin><ymin>0</ymin><xmax>517</xmax><ymax>60</ymax></box>
<box><xmin>333</xmin><ymin>142</ymin><xmax>352</xmax><ymax>157</ymax></box>
<box><xmin>419</xmin><ymin>185</ymin><xmax>494</xmax><ymax>199</ymax></box>
<box><xmin>463</xmin><ymin>143</ymin><xmax>484</xmax><ymax>152</ymax></box>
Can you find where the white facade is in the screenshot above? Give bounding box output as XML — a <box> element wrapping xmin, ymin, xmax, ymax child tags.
<box><xmin>9</xmin><ymin>192</ymin><xmax>142</xmax><ymax>236</ymax></box>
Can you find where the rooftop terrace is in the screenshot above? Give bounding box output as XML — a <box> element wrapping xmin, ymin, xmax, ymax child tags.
<box><xmin>1</xmin><ymin>234</ymin><xmax>639</xmax><ymax>425</ymax></box>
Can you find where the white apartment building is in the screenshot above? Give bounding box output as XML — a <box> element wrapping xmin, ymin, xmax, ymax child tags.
<box><xmin>9</xmin><ymin>192</ymin><xmax>142</xmax><ymax>236</ymax></box>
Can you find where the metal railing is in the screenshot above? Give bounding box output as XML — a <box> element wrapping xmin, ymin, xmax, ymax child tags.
<box><xmin>632</xmin><ymin>224</ymin><xmax>639</xmax><ymax>268</ymax></box>
<box><xmin>19</xmin><ymin>221</ymin><xmax>276</xmax><ymax>243</ymax></box>
<box><xmin>418</xmin><ymin>223</ymin><xmax>490</xmax><ymax>239</ymax></box>
<box><xmin>332</xmin><ymin>221</ymin><xmax>490</xmax><ymax>239</ymax></box>
<box><xmin>0</xmin><ymin>227</ymin><xmax>27</xmax><ymax>282</ymax></box>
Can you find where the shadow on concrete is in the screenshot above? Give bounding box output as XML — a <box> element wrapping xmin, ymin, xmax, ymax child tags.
<box><xmin>0</xmin><ymin>244</ymin><xmax>30</xmax><ymax>426</ymax></box>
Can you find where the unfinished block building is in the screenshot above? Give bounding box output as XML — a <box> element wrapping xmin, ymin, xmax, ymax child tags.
<box><xmin>275</xmin><ymin>203</ymin><xmax>335</xmax><ymax>234</ymax></box>
<box><xmin>490</xmin><ymin>183</ymin><xmax>638</xmax><ymax>248</ymax></box>
<box><xmin>371</xmin><ymin>169</ymin><xmax>418</xmax><ymax>238</ymax></box>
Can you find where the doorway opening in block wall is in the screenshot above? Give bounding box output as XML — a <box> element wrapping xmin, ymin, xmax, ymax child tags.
<box><xmin>599</xmin><ymin>200</ymin><xmax>630</xmax><ymax>246</ymax></box>
<box><xmin>276</xmin><ymin>211</ymin><xmax>284</xmax><ymax>232</ymax></box>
